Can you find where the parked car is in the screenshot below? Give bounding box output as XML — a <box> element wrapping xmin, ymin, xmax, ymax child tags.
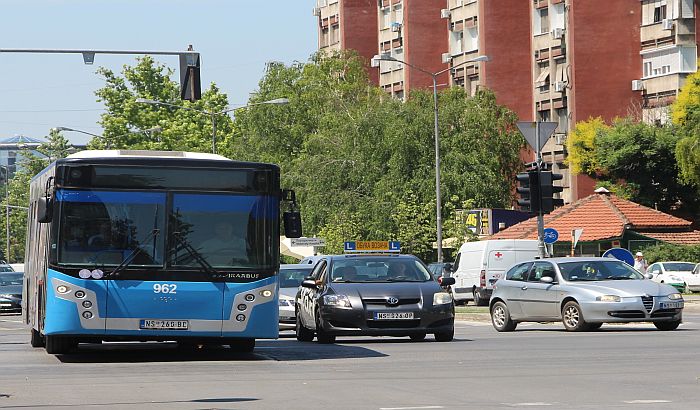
<box><xmin>489</xmin><ymin>257</ymin><xmax>683</xmax><ymax>332</ymax></box>
<box><xmin>295</xmin><ymin>254</ymin><xmax>456</xmax><ymax>343</ymax></box>
<box><xmin>298</xmin><ymin>255</ymin><xmax>324</xmax><ymax>266</ymax></box>
<box><xmin>278</xmin><ymin>264</ymin><xmax>315</xmax><ymax>330</ymax></box>
<box><xmin>0</xmin><ymin>271</ymin><xmax>23</xmax><ymax>313</ymax></box>
<box><xmin>647</xmin><ymin>262</ymin><xmax>695</xmax><ymax>292</ymax></box>
<box><xmin>447</xmin><ymin>239</ymin><xmax>539</xmax><ymax>306</ymax></box>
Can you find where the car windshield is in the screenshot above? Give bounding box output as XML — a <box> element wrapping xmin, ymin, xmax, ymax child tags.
<box><xmin>662</xmin><ymin>262</ymin><xmax>696</xmax><ymax>271</ymax></box>
<box><xmin>559</xmin><ymin>260</ymin><xmax>644</xmax><ymax>281</ymax></box>
<box><xmin>0</xmin><ymin>265</ymin><xmax>13</xmax><ymax>272</ymax></box>
<box><xmin>0</xmin><ymin>272</ymin><xmax>23</xmax><ymax>286</ymax></box>
<box><xmin>279</xmin><ymin>267</ymin><xmax>313</xmax><ymax>288</ymax></box>
<box><xmin>330</xmin><ymin>257</ymin><xmax>431</xmax><ymax>282</ymax></box>
<box><xmin>57</xmin><ymin>190</ymin><xmax>166</xmax><ymax>267</ymax></box>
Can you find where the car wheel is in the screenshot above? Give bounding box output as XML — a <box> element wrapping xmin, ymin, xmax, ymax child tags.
<box><xmin>30</xmin><ymin>328</ymin><xmax>45</xmax><ymax>348</ymax></box>
<box><xmin>315</xmin><ymin>309</ymin><xmax>336</xmax><ymax>344</ymax></box>
<box><xmin>296</xmin><ymin>314</ymin><xmax>315</xmax><ymax>342</ymax></box>
<box><xmin>228</xmin><ymin>338</ymin><xmax>256</xmax><ymax>352</ymax></box>
<box><xmin>409</xmin><ymin>333</ymin><xmax>426</xmax><ymax>341</ymax></box>
<box><xmin>434</xmin><ymin>328</ymin><xmax>454</xmax><ymax>342</ymax></box>
<box><xmin>562</xmin><ymin>301</ymin><xmax>588</xmax><ymax>332</ymax></box>
<box><xmin>45</xmin><ymin>335</ymin><xmax>77</xmax><ymax>354</ymax></box>
<box><xmin>491</xmin><ymin>301</ymin><xmax>517</xmax><ymax>332</ymax></box>
<box><xmin>654</xmin><ymin>320</ymin><xmax>681</xmax><ymax>331</ymax></box>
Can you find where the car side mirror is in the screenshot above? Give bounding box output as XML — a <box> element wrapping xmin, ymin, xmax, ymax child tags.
<box><xmin>442</xmin><ymin>263</ymin><xmax>453</xmax><ymax>273</ymax></box>
<box><xmin>439</xmin><ymin>277</ymin><xmax>456</xmax><ymax>287</ymax></box>
<box><xmin>301</xmin><ymin>279</ymin><xmax>318</xmax><ymax>289</ymax></box>
<box><xmin>540</xmin><ymin>276</ymin><xmax>554</xmax><ymax>284</ymax></box>
<box><xmin>644</xmin><ymin>273</ymin><xmax>654</xmax><ymax>280</ymax></box>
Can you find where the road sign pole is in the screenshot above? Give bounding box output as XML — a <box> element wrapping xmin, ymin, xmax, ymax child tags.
<box><xmin>536</xmin><ymin>121</ymin><xmax>546</xmax><ymax>259</ymax></box>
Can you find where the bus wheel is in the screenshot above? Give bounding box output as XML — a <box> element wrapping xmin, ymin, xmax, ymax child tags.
<box><xmin>229</xmin><ymin>338</ymin><xmax>255</xmax><ymax>353</ymax></box>
<box><xmin>30</xmin><ymin>328</ymin><xmax>45</xmax><ymax>348</ymax></box>
<box><xmin>45</xmin><ymin>335</ymin><xmax>77</xmax><ymax>354</ymax></box>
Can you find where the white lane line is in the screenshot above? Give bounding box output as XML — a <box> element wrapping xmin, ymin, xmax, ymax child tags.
<box><xmin>504</xmin><ymin>403</ymin><xmax>553</xmax><ymax>407</ymax></box>
<box><xmin>380</xmin><ymin>406</ymin><xmax>445</xmax><ymax>410</ymax></box>
<box><xmin>623</xmin><ymin>400</ymin><xmax>672</xmax><ymax>404</ymax></box>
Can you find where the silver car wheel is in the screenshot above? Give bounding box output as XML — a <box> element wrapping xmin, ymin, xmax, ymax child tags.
<box><xmin>493</xmin><ymin>305</ymin><xmax>506</xmax><ymax>328</ymax></box>
<box><xmin>564</xmin><ymin>305</ymin><xmax>580</xmax><ymax>328</ymax></box>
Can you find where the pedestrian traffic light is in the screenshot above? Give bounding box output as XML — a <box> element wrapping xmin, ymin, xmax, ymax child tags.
<box><xmin>516</xmin><ymin>170</ymin><xmax>540</xmax><ymax>213</ymax></box>
<box><xmin>540</xmin><ymin>171</ymin><xmax>565</xmax><ymax>213</ymax></box>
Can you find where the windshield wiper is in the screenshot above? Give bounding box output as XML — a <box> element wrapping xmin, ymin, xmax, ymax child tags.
<box><xmin>104</xmin><ymin>229</ymin><xmax>160</xmax><ymax>278</ymax></box>
<box><xmin>606</xmin><ymin>276</ymin><xmax>635</xmax><ymax>280</ymax></box>
<box><xmin>171</xmin><ymin>232</ymin><xmax>221</xmax><ymax>277</ymax></box>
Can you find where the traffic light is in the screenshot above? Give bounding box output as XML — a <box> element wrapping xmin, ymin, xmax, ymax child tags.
<box><xmin>516</xmin><ymin>170</ymin><xmax>540</xmax><ymax>213</ymax></box>
<box><xmin>540</xmin><ymin>171</ymin><xmax>565</xmax><ymax>213</ymax></box>
<box><xmin>179</xmin><ymin>49</ymin><xmax>201</xmax><ymax>101</ymax></box>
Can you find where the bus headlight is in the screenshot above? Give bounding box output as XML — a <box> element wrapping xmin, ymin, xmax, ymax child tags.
<box><xmin>82</xmin><ymin>311</ymin><xmax>93</xmax><ymax>319</ymax></box>
<box><xmin>56</xmin><ymin>285</ymin><xmax>70</xmax><ymax>294</ymax></box>
<box><xmin>260</xmin><ymin>289</ymin><xmax>273</xmax><ymax>298</ymax></box>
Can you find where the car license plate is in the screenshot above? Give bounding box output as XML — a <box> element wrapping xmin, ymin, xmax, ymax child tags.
<box><xmin>374</xmin><ymin>312</ymin><xmax>414</xmax><ymax>320</ymax></box>
<box><xmin>139</xmin><ymin>319</ymin><xmax>189</xmax><ymax>330</ymax></box>
<box><xmin>660</xmin><ymin>301</ymin><xmax>683</xmax><ymax>309</ymax></box>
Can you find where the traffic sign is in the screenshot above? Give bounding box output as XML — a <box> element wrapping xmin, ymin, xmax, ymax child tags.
<box><xmin>602</xmin><ymin>248</ymin><xmax>635</xmax><ymax>266</ymax></box>
<box><xmin>543</xmin><ymin>228</ymin><xmax>559</xmax><ymax>244</ymax></box>
<box><xmin>517</xmin><ymin>121</ymin><xmax>558</xmax><ymax>152</ymax></box>
<box><xmin>290</xmin><ymin>238</ymin><xmax>325</xmax><ymax>247</ymax></box>
<box><xmin>344</xmin><ymin>241</ymin><xmax>401</xmax><ymax>253</ymax></box>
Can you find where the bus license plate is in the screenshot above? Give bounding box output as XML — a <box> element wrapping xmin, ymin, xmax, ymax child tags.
<box><xmin>374</xmin><ymin>312</ymin><xmax>414</xmax><ymax>320</ymax></box>
<box><xmin>139</xmin><ymin>319</ymin><xmax>189</xmax><ymax>330</ymax></box>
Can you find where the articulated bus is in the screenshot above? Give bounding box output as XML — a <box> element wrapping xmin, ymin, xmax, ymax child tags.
<box><xmin>23</xmin><ymin>150</ymin><xmax>301</xmax><ymax>354</ymax></box>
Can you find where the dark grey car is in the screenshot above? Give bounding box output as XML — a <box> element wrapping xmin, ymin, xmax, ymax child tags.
<box><xmin>0</xmin><ymin>272</ymin><xmax>23</xmax><ymax>313</ymax></box>
<box><xmin>295</xmin><ymin>254</ymin><xmax>456</xmax><ymax>343</ymax></box>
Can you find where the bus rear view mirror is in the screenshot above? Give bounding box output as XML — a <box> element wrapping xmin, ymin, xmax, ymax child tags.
<box><xmin>283</xmin><ymin>211</ymin><xmax>302</xmax><ymax>238</ymax></box>
<box><xmin>37</xmin><ymin>197</ymin><xmax>53</xmax><ymax>223</ymax></box>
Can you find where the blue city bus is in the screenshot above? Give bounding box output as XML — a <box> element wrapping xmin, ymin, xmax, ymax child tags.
<box><xmin>23</xmin><ymin>150</ymin><xmax>301</xmax><ymax>354</ymax></box>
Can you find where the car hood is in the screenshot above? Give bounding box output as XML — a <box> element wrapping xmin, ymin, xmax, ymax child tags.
<box><xmin>0</xmin><ymin>285</ymin><xmax>22</xmax><ymax>296</ymax></box>
<box><xmin>279</xmin><ymin>287</ymin><xmax>298</xmax><ymax>299</ymax></box>
<box><xmin>569</xmin><ymin>280</ymin><xmax>677</xmax><ymax>297</ymax></box>
<box><xmin>329</xmin><ymin>281</ymin><xmax>440</xmax><ymax>300</ymax></box>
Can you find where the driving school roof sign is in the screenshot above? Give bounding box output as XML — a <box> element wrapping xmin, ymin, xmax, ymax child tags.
<box><xmin>344</xmin><ymin>241</ymin><xmax>401</xmax><ymax>253</ymax></box>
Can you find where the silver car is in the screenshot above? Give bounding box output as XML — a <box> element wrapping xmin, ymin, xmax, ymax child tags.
<box><xmin>490</xmin><ymin>257</ymin><xmax>684</xmax><ymax>332</ymax></box>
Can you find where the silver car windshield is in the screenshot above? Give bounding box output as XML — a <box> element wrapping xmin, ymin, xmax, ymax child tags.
<box><xmin>559</xmin><ymin>261</ymin><xmax>644</xmax><ymax>281</ymax></box>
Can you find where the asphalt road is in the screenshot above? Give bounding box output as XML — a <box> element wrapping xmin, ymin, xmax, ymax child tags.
<box><xmin>1</xmin><ymin>312</ymin><xmax>699</xmax><ymax>410</ymax></box>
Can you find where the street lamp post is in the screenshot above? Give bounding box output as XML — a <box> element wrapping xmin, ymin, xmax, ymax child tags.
<box><xmin>370</xmin><ymin>54</ymin><xmax>489</xmax><ymax>263</ymax></box>
<box><xmin>1</xmin><ymin>166</ymin><xmax>9</xmax><ymax>262</ymax></box>
<box><xmin>135</xmin><ymin>98</ymin><xmax>289</xmax><ymax>154</ymax></box>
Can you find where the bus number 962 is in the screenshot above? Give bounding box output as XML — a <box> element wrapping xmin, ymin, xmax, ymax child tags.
<box><xmin>153</xmin><ymin>284</ymin><xmax>177</xmax><ymax>294</ymax></box>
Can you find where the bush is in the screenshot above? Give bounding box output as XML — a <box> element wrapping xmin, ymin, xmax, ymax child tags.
<box><xmin>640</xmin><ymin>243</ymin><xmax>700</xmax><ymax>264</ymax></box>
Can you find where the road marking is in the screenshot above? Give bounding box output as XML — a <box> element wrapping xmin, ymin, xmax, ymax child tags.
<box><xmin>623</xmin><ymin>400</ymin><xmax>671</xmax><ymax>404</ymax></box>
<box><xmin>504</xmin><ymin>403</ymin><xmax>553</xmax><ymax>407</ymax></box>
<box><xmin>379</xmin><ymin>406</ymin><xmax>444</xmax><ymax>410</ymax></box>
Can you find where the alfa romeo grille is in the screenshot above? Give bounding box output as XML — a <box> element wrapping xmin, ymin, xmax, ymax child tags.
<box><xmin>641</xmin><ymin>296</ymin><xmax>654</xmax><ymax>313</ymax></box>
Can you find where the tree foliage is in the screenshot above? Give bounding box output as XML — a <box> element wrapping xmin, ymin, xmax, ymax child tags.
<box><xmin>566</xmin><ymin>117</ymin><xmax>609</xmax><ymax>175</ymax></box>
<box><xmin>641</xmin><ymin>242</ymin><xmax>700</xmax><ymax>264</ymax></box>
<box><xmin>672</xmin><ymin>64</ymin><xmax>700</xmax><ymax>186</ymax></box>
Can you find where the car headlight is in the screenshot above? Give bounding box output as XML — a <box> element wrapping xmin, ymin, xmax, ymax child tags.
<box><xmin>323</xmin><ymin>294</ymin><xmax>352</xmax><ymax>308</ymax></box>
<box><xmin>278</xmin><ymin>298</ymin><xmax>292</xmax><ymax>307</ymax></box>
<box><xmin>668</xmin><ymin>293</ymin><xmax>683</xmax><ymax>300</ymax></box>
<box><xmin>433</xmin><ymin>292</ymin><xmax>453</xmax><ymax>305</ymax></box>
<box><xmin>596</xmin><ymin>295</ymin><xmax>621</xmax><ymax>302</ymax></box>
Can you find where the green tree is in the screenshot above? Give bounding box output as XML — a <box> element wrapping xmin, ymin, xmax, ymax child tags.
<box><xmin>94</xmin><ymin>56</ymin><xmax>233</xmax><ymax>152</ymax></box>
<box><xmin>566</xmin><ymin>117</ymin><xmax>609</xmax><ymax>175</ymax></box>
<box><xmin>672</xmin><ymin>64</ymin><xmax>700</xmax><ymax>186</ymax></box>
<box><xmin>641</xmin><ymin>243</ymin><xmax>700</xmax><ymax>264</ymax></box>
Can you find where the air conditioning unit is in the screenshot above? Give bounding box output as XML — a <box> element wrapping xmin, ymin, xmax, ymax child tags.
<box><xmin>662</xmin><ymin>19</ymin><xmax>674</xmax><ymax>30</ymax></box>
<box><xmin>441</xmin><ymin>53</ymin><xmax>452</xmax><ymax>64</ymax></box>
<box><xmin>551</xmin><ymin>28</ymin><xmax>564</xmax><ymax>39</ymax></box>
<box><xmin>555</xmin><ymin>133</ymin><xmax>567</xmax><ymax>145</ymax></box>
<box><xmin>312</xmin><ymin>7</ymin><xmax>320</xmax><ymax>17</ymax></box>
<box><xmin>440</xmin><ymin>9</ymin><xmax>451</xmax><ymax>19</ymax></box>
<box><xmin>554</xmin><ymin>81</ymin><xmax>566</xmax><ymax>92</ymax></box>
<box><xmin>391</xmin><ymin>22</ymin><xmax>402</xmax><ymax>32</ymax></box>
<box><xmin>631</xmin><ymin>79</ymin><xmax>644</xmax><ymax>91</ymax></box>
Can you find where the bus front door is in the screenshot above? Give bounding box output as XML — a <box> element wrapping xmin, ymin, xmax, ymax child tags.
<box><xmin>105</xmin><ymin>280</ymin><xmax>225</xmax><ymax>336</ymax></box>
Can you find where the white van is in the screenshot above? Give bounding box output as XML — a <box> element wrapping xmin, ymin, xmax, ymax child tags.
<box><xmin>447</xmin><ymin>239</ymin><xmax>539</xmax><ymax>305</ymax></box>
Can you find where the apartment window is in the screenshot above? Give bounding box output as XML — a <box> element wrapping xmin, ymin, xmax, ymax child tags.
<box><xmin>653</xmin><ymin>4</ymin><xmax>667</xmax><ymax>23</ymax></box>
<box><xmin>381</xmin><ymin>7</ymin><xmax>391</xmax><ymax>29</ymax></box>
<box><xmin>393</xmin><ymin>47</ymin><xmax>404</xmax><ymax>71</ymax></box>
<box><xmin>642</xmin><ymin>45</ymin><xmax>698</xmax><ymax>78</ymax></box>
<box><xmin>534</xmin><ymin>7</ymin><xmax>549</xmax><ymax>35</ymax></box>
<box><xmin>551</xmin><ymin>3</ymin><xmax>565</xmax><ymax>30</ymax></box>
<box><xmin>643</xmin><ymin>61</ymin><xmax>653</xmax><ymax>77</ymax></box>
<box><xmin>465</xmin><ymin>26</ymin><xmax>479</xmax><ymax>52</ymax></box>
<box><xmin>394</xmin><ymin>4</ymin><xmax>403</xmax><ymax>24</ymax></box>
<box><xmin>557</xmin><ymin>108</ymin><xmax>568</xmax><ymax>133</ymax></box>
<box><xmin>450</xmin><ymin>30</ymin><xmax>464</xmax><ymax>55</ymax></box>
<box><xmin>320</xmin><ymin>27</ymin><xmax>330</xmax><ymax>48</ymax></box>
<box><xmin>538</xmin><ymin>109</ymin><xmax>551</xmax><ymax>122</ymax></box>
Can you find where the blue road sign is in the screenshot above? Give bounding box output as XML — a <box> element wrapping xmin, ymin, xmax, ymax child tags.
<box><xmin>602</xmin><ymin>248</ymin><xmax>635</xmax><ymax>266</ymax></box>
<box><xmin>543</xmin><ymin>228</ymin><xmax>559</xmax><ymax>244</ymax></box>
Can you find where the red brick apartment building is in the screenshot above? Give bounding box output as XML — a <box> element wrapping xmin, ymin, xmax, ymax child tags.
<box><xmin>313</xmin><ymin>0</ymin><xmax>700</xmax><ymax>203</ymax></box>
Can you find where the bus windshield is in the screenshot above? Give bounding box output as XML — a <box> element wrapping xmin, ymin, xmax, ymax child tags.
<box><xmin>57</xmin><ymin>190</ymin><xmax>166</xmax><ymax>267</ymax></box>
<box><xmin>169</xmin><ymin>193</ymin><xmax>277</xmax><ymax>269</ymax></box>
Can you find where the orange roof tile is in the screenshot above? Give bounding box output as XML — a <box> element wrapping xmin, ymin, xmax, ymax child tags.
<box><xmin>490</xmin><ymin>193</ymin><xmax>693</xmax><ymax>242</ymax></box>
<box><xmin>636</xmin><ymin>231</ymin><xmax>700</xmax><ymax>245</ymax></box>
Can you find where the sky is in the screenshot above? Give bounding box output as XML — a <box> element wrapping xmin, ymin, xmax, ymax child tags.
<box><xmin>0</xmin><ymin>0</ymin><xmax>317</xmax><ymax>145</ymax></box>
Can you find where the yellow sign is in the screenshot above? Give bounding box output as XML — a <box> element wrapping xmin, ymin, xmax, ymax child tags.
<box><xmin>355</xmin><ymin>241</ymin><xmax>391</xmax><ymax>251</ymax></box>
